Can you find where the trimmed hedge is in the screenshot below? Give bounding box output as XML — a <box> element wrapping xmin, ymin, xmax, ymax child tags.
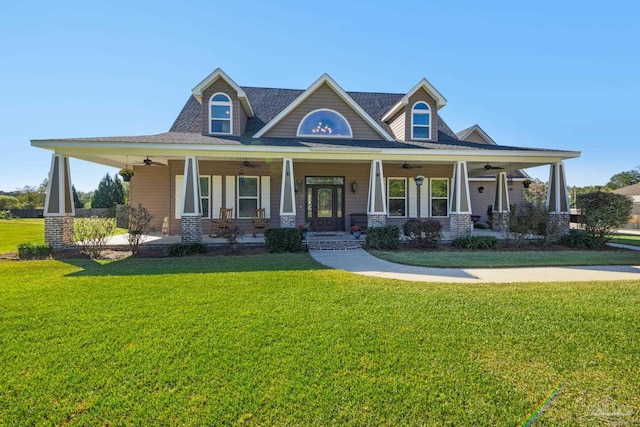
<box><xmin>264</xmin><ymin>228</ymin><xmax>302</xmax><ymax>252</ymax></box>
<box><xmin>17</xmin><ymin>243</ymin><xmax>53</xmax><ymax>260</ymax></box>
<box><xmin>452</xmin><ymin>236</ymin><xmax>499</xmax><ymax>250</ymax></box>
<box><xmin>366</xmin><ymin>225</ymin><xmax>401</xmax><ymax>250</ymax></box>
<box><xmin>166</xmin><ymin>243</ymin><xmax>208</xmax><ymax>257</ymax></box>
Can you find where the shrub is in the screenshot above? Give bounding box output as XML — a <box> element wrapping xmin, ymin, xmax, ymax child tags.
<box><xmin>577</xmin><ymin>192</ymin><xmax>634</xmax><ymax>247</ymax></box>
<box><xmin>402</xmin><ymin>219</ymin><xmax>442</xmax><ymax>249</ymax></box>
<box><xmin>452</xmin><ymin>236</ymin><xmax>499</xmax><ymax>250</ymax></box>
<box><xmin>366</xmin><ymin>225</ymin><xmax>400</xmax><ymax>250</ymax></box>
<box><xmin>128</xmin><ymin>204</ymin><xmax>154</xmax><ymax>255</ymax></box>
<box><xmin>74</xmin><ymin>216</ymin><xmax>117</xmax><ymax>258</ymax></box>
<box><xmin>115</xmin><ymin>204</ymin><xmax>130</xmax><ymax>229</ymax></box>
<box><xmin>17</xmin><ymin>243</ymin><xmax>53</xmax><ymax>260</ymax></box>
<box><xmin>166</xmin><ymin>243</ymin><xmax>207</xmax><ymax>257</ymax></box>
<box><xmin>0</xmin><ymin>210</ymin><xmax>14</xmax><ymax>220</ymax></box>
<box><xmin>559</xmin><ymin>229</ymin><xmax>600</xmax><ymax>250</ymax></box>
<box><xmin>220</xmin><ymin>227</ymin><xmax>245</xmax><ymax>249</ymax></box>
<box><xmin>264</xmin><ymin>228</ymin><xmax>302</xmax><ymax>252</ymax></box>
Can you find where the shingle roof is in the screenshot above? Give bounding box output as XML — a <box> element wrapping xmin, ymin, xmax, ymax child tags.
<box><xmin>613</xmin><ymin>182</ymin><xmax>640</xmax><ymax>196</ymax></box>
<box><xmin>170</xmin><ymin>87</ymin><xmax>458</xmax><ymax>138</ymax></box>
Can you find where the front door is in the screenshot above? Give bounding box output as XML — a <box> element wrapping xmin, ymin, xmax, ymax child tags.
<box><xmin>306</xmin><ymin>177</ymin><xmax>344</xmax><ymax>232</ymax></box>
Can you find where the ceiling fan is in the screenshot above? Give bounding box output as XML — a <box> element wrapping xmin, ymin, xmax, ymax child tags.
<box><xmin>474</xmin><ymin>163</ymin><xmax>504</xmax><ymax>171</ymax></box>
<box><xmin>242</xmin><ymin>159</ymin><xmax>258</xmax><ymax>168</ymax></box>
<box><xmin>402</xmin><ymin>162</ymin><xmax>423</xmax><ymax>169</ymax></box>
<box><xmin>135</xmin><ymin>156</ymin><xmax>164</xmax><ymax>166</ymax></box>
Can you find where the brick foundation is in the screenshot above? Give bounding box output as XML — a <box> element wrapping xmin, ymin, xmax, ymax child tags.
<box><xmin>449</xmin><ymin>214</ymin><xmax>472</xmax><ymax>239</ymax></box>
<box><xmin>492</xmin><ymin>212</ymin><xmax>510</xmax><ymax>232</ymax></box>
<box><xmin>280</xmin><ymin>214</ymin><xmax>296</xmax><ymax>228</ymax></box>
<box><xmin>45</xmin><ymin>216</ymin><xmax>75</xmax><ymax>250</ymax></box>
<box><xmin>367</xmin><ymin>214</ymin><xmax>386</xmax><ymax>228</ymax></box>
<box><xmin>181</xmin><ymin>216</ymin><xmax>203</xmax><ymax>243</ymax></box>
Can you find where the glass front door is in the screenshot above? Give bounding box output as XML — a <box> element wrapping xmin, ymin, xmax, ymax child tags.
<box><xmin>306</xmin><ymin>177</ymin><xmax>344</xmax><ymax>232</ymax></box>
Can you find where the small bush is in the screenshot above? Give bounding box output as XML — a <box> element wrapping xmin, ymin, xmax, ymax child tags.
<box><xmin>577</xmin><ymin>192</ymin><xmax>634</xmax><ymax>246</ymax></box>
<box><xmin>264</xmin><ymin>228</ymin><xmax>302</xmax><ymax>252</ymax></box>
<box><xmin>74</xmin><ymin>216</ymin><xmax>117</xmax><ymax>259</ymax></box>
<box><xmin>559</xmin><ymin>229</ymin><xmax>600</xmax><ymax>250</ymax></box>
<box><xmin>452</xmin><ymin>236</ymin><xmax>499</xmax><ymax>250</ymax></box>
<box><xmin>220</xmin><ymin>227</ymin><xmax>245</xmax><ymax>249</ymax></box>
<box><xmin>366</xmin><ymin>225</ymin><xmax>400</xmax><ymax>250</ymax></box>
<box><xmin>128</xmin><ymin>204</ymin><xmax>154</xmax><ymax>255</ymax></box>
<box><xmin>0</xmin><ymin>210</ymin><xmax>14</xmax><ymax>220</ymax></box>
<box><xmin>17</xmin><ymin>243</ymin><xmax>53</xmax><ymax>260</ymax></box>
<box><xmin>402</xmin><ymin>219</ymin><xmax>442</xmax><ymax>249</ymax></box>
<box><xmin>166</xmin><ymin>243</ymin><xmax>207</xmax><ymax>257</ymax></box>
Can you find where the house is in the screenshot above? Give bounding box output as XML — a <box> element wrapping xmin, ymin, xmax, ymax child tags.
<box><xmin>32</xmin><ymin>69</ymin><xmax>579</xmax><ymax>249</ymax></box>
<box><xmin>613</xmin><ymin>183</ymin><xmax>640</xmax><ymax>229</ymax></box>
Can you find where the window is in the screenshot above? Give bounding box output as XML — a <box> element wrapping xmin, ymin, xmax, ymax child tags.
<box><xmin>200</xmin><ymin>176</ymin><xmax>210</xmax><ymax>218</ymax></box>
<box><xmin>431</xmin><ymin>178</ymin><xmax>449</xmax><ymax>217</ymax></box>
<box><xmin>210</xmin><ymin>93</ymin><xmax>232</xmax><ymax>134</ymax></box>
<box><xmin>297</xmin><ymin>109</ymin><xmax>352</xmax><ymax>138</ymax></box>
<box><xmin>387</xmin><ymin>178</ymin><xmax>407</xmax><ymax>217</ymax></box>
<box><xmin>237</xmin><ymin>176</ymin><xmax>258</xmax><ymax>218</ymax></box>
<box><xmin>411</xmin><ymin>102</ymin><xmax>430</xmax><ymax>140</ymax></box>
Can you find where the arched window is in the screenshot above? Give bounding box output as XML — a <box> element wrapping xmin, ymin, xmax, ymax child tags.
<box><xmin>411</xmin><ymin>102</ymin><xmax>430</xmax><ymax>140</ymax></box>
<box><xmin>297</xmin><ymin>109</ymin><xmax>352</xmax><ymax>138</ymax></box>
<box><xmin>210</xmin><ymin>93</ymin><xmax>232</xmax><ymax>134</ymax></box>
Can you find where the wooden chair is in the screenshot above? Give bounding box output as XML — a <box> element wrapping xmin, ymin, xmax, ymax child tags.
<box><xmin>251</xmin><ymin>208</ymin><xmax>270</xmax><ymax>237</ymax></box>
<box><xmin>209</xmin><ymin>208</ymin><xmax>233</xmax><ymax>237</ymax></box>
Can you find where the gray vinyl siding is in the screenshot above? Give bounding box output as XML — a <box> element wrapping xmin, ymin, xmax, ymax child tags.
<box><xmin>405</xmin><ymin>89</ymin><xmax>438</xmax><ymax>142</ymax></box>
<box><xmin>463</xmin><ymin>130</ymin><xmax>492</xmax><ymax>145</ymax></box>
<box><xmin>389</xmin><ymin>110</ymin><xmax>406</xmax><ymax>141</ymax></box>
<box><xmin>201</xmin><ymin>79</ymin><xmax>248</xmax><ymax>136</ymax></box>
<box><xmin>262</xmin><ymin>83</ymin><xmax>383</xmax><ymax>140</ymax></box>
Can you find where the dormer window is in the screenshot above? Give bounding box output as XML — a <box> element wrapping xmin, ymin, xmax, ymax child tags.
<box><xmin>297</xmin><ymin>109</ymin><xmax>352</xmax><ymax>138</ymax></box>
<box><xmin>210</xmin><ymin>93</ymin><xmax>232</xmax><ymax>134</ymax></box>
<box><xmin>411</xmin><ymin>102</ymin><xmax>430</xmax><ymax>140</ymax></box>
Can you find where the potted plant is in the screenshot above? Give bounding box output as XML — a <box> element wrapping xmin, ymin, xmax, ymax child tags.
<box><xmin>119</xmin><ymin>168</ymin><xmax>135</xmax><ymax>182</ymax></box>
<box><xmin>351</xmin><ymin>225</ymin><xmax>363</xmax><ymax>239</ymax></box>
<box><xmin>298</xmin><ymin>223</ymin><xmax>308</xmax><ymax>239</ymax></box>
<box><xmin>523</xmin><ymin>179</ymin><xmax>532</xmax><ymax>189</ymax></box>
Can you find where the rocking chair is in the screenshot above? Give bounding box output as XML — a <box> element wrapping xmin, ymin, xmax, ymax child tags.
<box><xmin>251</xmin><ymin>208</ymin><xmax>270</xmax><ymax>237</ymax></box>
<box><xmin>209</xmin><ymin>207</ymin><xmax>233</xmax><ymax>237</ymax></box>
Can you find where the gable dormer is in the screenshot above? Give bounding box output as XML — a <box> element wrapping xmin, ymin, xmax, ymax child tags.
<box><xmin>254</xmin><ymin>74</ymin><xmax>394</xmax><ymax>141</ymax></box>
<box><xmin>382</xmin><ymin>78</ymin><xmax>447</xmax><ymax>142</ymax></box>
<box><xmin>456</xmin><ymin>124</ymin><xmax>497</xmax><ymax>145</ymax></box>
<box><xmin>192</xmin><ymin>68</ymin><xmax>254</xmax><ymax>137</ymax></box>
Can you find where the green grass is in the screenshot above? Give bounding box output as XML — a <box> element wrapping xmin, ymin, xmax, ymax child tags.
<box><xmin>609</xmin><ymin>233</ymin><xmax>640</xmax><ymax>247</ymax></box>
<box><xmin>0</xmin><ymin>218</ymin><xmax>44</xmax><ymax>253</ymax></box>
<box><xmin>0</xmin><ymin>218</ymin><xmax>128</xmax><ymax>254</ymax></box>
<box><xmin>1</xmin><ymin>255</ymin><xmax>639</xmax><ymax>425</ymax></box>
<box><xmin>370</xmin><ymin>249</ymin><xmax>640</xmax><ymax>268</ymax></box>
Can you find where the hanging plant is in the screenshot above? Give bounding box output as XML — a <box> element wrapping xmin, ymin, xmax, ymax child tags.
<box><xmin>119</xmin><ymin>168</ymin><xmax>135</xmax><ymax>182</ymax></box>
<box><xmin>523</xmin><ymin>179</ymin><xmax>532</xmax><ymax>189</ymax></box>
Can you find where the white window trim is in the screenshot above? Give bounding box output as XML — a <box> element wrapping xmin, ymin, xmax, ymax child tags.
<box><xmin>237</xmin><ymin>175</ymin><xmax>259</xmax><ymax>219</ymax></box>
<box><xmin>209</xmin><ymin>92</ymin><xmax>232</xmax><ymax>135</ymax></box>
<box><xmin>296</xmin><ymin>108</ymin><xmax>353</xmax><ymax>138</ymax></box>
<box><xmin>200</xmin><ymin>175</ymin><xmax>211</xmax><ymax>219</ymax></box>
<box><xmin>387</xmin><ymin>177</ymin><xmax>407</xmax><ymax>218</ymax></box>
<box><xmin>411</xmin><ymin>101</ymin><xmax>431</xmax><ymax>140</ymax></box>
<box><xmin>430</xmin><ymin>178</ymin><xmax>449</xmax><ymax>218</ymax></box>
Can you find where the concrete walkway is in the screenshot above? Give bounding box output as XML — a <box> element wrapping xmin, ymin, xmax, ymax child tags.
<box><xmin>309</xmin><ymin>248</ymin><xmax>640</xmax><ymax>283</ymax></box>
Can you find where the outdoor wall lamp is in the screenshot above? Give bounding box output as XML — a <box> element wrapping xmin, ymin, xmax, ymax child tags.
<box><xmin>478</xmin><ymin>186</ymin><xmax>485</xmax><ymax>193</ymax></box>
<box><xmin>294</xmin><ymin>180</ymin><xmax>302</xmax><ymax>193</ymax></box>
<box><xmin>351</xmin><ymin>180</ymin><xmax>357</xmax><ymax>193</ymax></box>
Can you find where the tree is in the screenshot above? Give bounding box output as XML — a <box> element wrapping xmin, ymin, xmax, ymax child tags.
<box><xmin>91</xmin><ymin>173</ymin><xmax>125</xmax><ymax>210</ymax></box>
<box><xmin>72</xmin><ymin>186</ymin><xmax>84</xmax><ymax>209</ymax></box>
<box><xmin>0</xmin><ymin>195</ymin><xmax>20</xmax><ymax>210</ymax></box>
<box><xmin>605</xmin><ymin>169</ymin><xmax>640</xmax><ymax>190</ymax></box>
<box><xmin>577</xmin><ymin>191</ymin><xmax>633</xmax><ymax>247</ymax></box>
<box><xmin>523</xmin><ymin>179</ymin><xmax>547</xmax><ymax>205</ymax></box>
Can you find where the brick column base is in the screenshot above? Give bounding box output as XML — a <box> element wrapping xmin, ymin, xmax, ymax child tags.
<box><xmin>367</xmin><ymin>214</ymin><xmax>386</xmax><ymax>228</ymax></box>
<box><xmin>492</xmin><ymin>212</ymin><xmax>510</xmax><ymax>232</ymax></box>
<box><xmin>181</xmin><ymin>216</ymin><xmax>203</xmax><ymax>243</ymax></box>
<box><xmin>549</xmin><ymin>213</ymin><xmax>571</xmax><ymax>237</ymax></box>
<box><xmin>45</xmin><ymin>216</ymin><xmax>75</xmax><ymax>250</ymax></box>
<box><xmin>280</xmin><ymin>214</ymin><xmax>296</xmax><ymax>228</ymax></box>
<box><xmin>450</xmin><ymin>214</ymin><xmax>472</xmax><ymax>239</ymax></box>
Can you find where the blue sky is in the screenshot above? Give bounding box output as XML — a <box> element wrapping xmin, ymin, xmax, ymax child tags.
<box><xmin>1</xmin><ymin>0</ymin><xmax>638</xmax><ymax>192</ymax></box>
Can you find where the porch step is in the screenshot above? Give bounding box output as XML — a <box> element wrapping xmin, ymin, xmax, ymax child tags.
<box><xmin>306</xmin><ymin>239</ymin><xmax>365</xmax><ymax>250</ymax></box>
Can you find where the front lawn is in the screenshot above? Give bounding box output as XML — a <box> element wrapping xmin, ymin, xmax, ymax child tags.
<box><xmin>1</xmin><ymin>255</ymin><xmax>639</xmax><ymax>425</ymax></box>
<box><xmin>609</xmin><ymin>233</ymin><xmax>640</xmax><ymax>247</ymax></box>
<box><xmin>370</xmin><ymin>248</ymin><xmax>640</xmax><ymax>268</ymax></box>
<box><xmin>0</xmin><ymin>218</ymin><xmax>44</xmax><ymax>253</ymax></box>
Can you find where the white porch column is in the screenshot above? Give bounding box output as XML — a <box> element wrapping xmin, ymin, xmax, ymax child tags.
<box><xmin>367</xmin><ymin>159</ymin><xmax>387</xmax><ymax>227</ymax></box>
<box><xmin>547</xmin><ymin>162</ymin><xmax>571</xmax><ymax>236</ymax></box>
<box><xmin>44</xmin><ymin>153</ymin><xmax>75</xmax><ymax>250</ymax></box>
<box><xmin>279</xmin><ymin>158</ymin><xmax>296</xmax><ymax>228</ymax></box>
<box><xmin>180</xmin><ymin>156</ymin><xmax>203</xmax><ymax>243</ymax></box>
<box><xmin>449</xmin><ymin>161</ymin><xmax>473</xmax><ymax>238</ymax></box>
<box><xmin>492</xmin><ymin>171</ymin><xmax>510</xmax><ymax>231</ymax></box>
